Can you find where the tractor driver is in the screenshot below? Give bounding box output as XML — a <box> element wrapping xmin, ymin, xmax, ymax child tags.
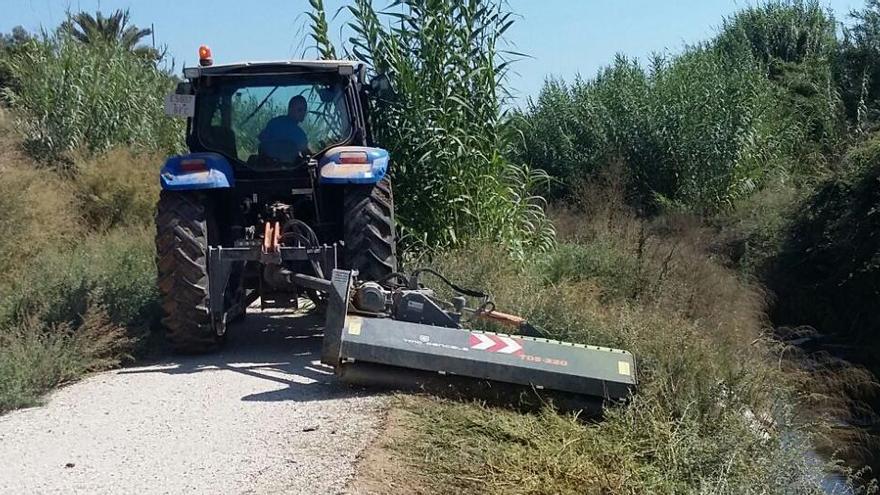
<box><xmin>258</xmin><ymin>95</ymin><xmax>310</xmax><ymax>161</ymax></box>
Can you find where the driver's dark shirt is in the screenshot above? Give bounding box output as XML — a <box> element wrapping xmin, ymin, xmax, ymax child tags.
<box><xmin>258</xmin><ymin>116</ymin><xmax>308</xmax><ymax>160</ymax></box>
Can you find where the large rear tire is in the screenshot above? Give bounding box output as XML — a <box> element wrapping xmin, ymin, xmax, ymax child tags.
<box><xmin>343</xmin><ymin>176</ymin><xmax>398</xmax><ymax>281</ymax></box>
<box><xmin>155</xmin><ymin>191</ymin><xmax>225</xmax><ymax>353</ymax></box>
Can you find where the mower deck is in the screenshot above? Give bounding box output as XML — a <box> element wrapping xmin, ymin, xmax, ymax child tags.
<box><xmin>320</xmin><ymin>269</ymin><xmax>636</xmax><ymax>401</ymax></box>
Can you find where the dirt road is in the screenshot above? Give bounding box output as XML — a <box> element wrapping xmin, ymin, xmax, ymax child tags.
<box><xmin>0</xmin><ymin>309</ymin><xmax>387</xmax><ymax>495</ymax></box>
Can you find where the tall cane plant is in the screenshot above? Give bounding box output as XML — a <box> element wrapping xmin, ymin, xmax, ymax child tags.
<box><xmin>310</xmin><ymin>0</ymin><xmax>555</xmax><ymax>256</ymax></box>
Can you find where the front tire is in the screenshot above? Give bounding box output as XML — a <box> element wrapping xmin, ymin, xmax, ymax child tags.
<box><xmin>343</xmin><ymin>176</ymin><xmax>398</xmax><ymax>281</ymax></box>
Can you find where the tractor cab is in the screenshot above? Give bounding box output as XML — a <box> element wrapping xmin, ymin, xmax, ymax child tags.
<box><xmin>168</xmin><ymin>58</ymin><xmax>377</xmax><ymax>174</ymax></box>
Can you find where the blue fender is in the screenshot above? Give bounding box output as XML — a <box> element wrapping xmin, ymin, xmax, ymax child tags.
<box><xmin>160</xmin><ymin>153</ymin><xmax>234</xmax><ymax>191</ymax></box>
<box><xmin>318</xmin><ymin>146</ymin><xmax>389</xmax><ymax>184</ymax></box>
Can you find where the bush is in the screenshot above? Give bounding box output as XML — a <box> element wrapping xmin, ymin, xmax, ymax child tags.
<box><xmin>0</xmin><ymin>119</ymin><xmax>158</xmax><ymax>413</ymax></box>
<box><xmin>0</xmin><ymin>165</ymin><xmax>82</xmax><ymax>286</ymax></box>
<box><xmin>768</xmin><ymin>132</ymin><xmax>880</xmax><ymax>368</ymax></box>
<box><xmin>517</xmin><ymin>45</ymin><xmax>795</xmax><ymax>212</ymax></box>
<box><xmin>711</xmin><ymin>175</ymin><xmax>806</xmax><ymax>276</ymax></box>
<box><xmin>716</xmin><ymin>0</ymin><xmax>837</xmax><ymax>66</ymax></box>
<box><xmin>73</xmin><ymin>148</ymin><xmax>162</xmax><ymax>230</ymax></box>
<box><xmin>0</xmin><ymin>226</ymin><xmax>158</xmax><ymax>330</ymax></box>
<box><xmin>1</xmin><ymin>31</ymin><xmax>182</xmax><ymax>161</ymax></box>
<box><xmin>539</xmin><ymin>241</ymin><xmax>641</xmax><ymax>300</ymax></box>
<box><xmin>840</xmin><ymin>0</ymin><xmax>880</xmax><ymax>128</ymax></box>
<box><xmin>0</xmin><ymin>223</ymin><xmax>155</xmax><ymax>412</ymax></box>
<box><xmin>718</xmin><ymin>0</ymin><xmax>844</xmax><ymax>160</ymax></box>
<box><xmin>515</xmin><ymin>0</ymin><xmax>845</xmax><ymax>212</ymax></box>
<box><xmin>0</xmin><ymin>305</ymin><xmax>131</xmax><ymax>413</ymax></box>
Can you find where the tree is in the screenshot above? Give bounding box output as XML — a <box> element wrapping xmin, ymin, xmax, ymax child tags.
<box><xmin>0</xmin><ymin>26</ymin><xmax>34</xmax><ymax>91</ymax></box>
<box><xmin>60</xmin><ymin>9</ymin><xmax>159</xmax><ymax>60</ymax></box>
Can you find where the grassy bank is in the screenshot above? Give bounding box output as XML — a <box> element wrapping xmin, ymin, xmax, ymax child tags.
<box><xmin>365</xmin><ymin>180</ymin><xmax>873</xmax><ymax>493</ymax></box>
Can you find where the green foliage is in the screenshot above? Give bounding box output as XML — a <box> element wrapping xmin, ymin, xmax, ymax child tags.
<box><xmin>74</xmin><ymin>148</ymin><xmax>162</xmax><ymax>231</ymax></box>
<box><xmin>1</xmin><ymin>31</ymin><xmax>181</xmax><ymax>161</ymax></box>
<box><xmin>716</xmin><ymin>0</ymin><xmax>837</xmax><ymax>66</ymax></box>
<box><xmin>712</xmin><ymin>176</ymin><xmax>806</xmax><ymax>276</ymax></box>
<box><xmin>308</xmin><ymin>0</ymin><xmax>337</xmax><ymax>60</ymax></box>
<box><xmin>516</xmin><ymin>0</ymin><xmax>845</xmax><ymax>212</ymax></box>
<box><xmin>0</xmin><ymin>151</ymin><xmax>155</xmax><ymax>413</ymax></box>
<box><xmin>768</xmin><ymin>132</ymin><xmax>880</xmax><ymax>363</ymax></box>
<box><xmin>335</xmin><ymin>0</ymin><xmax>555</xmax><ymax>254</ymax></box>
<box><xmin>0</xmin><ymin>165</ymin><xmax>83</xmax><ymax>287</ymax></box>
<box><xmin>539</xmin><ymin>241</ymin><xmax>641</xmax><ymax>300</ymax></box>
<box><xmin>518</xmin><ymin>47</ymin><xmax>794</xmax><ymax>212</ymax></box>
<box><xmin>0</xmin><ymin>126</ymin><xmax>158</xmax><ymax>414</ymax></box>
<box><xmin>0</xmin><ymin>26</ymin><xmax>33</xmax><ymax>92</ymax></box>
<box><xmin>841</xmin><ymin>0</ymin><xmax>880</xmax><ymax>129</ymax></box>
<box><xmin>718</xmin><ymin>0</ymin><xmax>844</xmax><ymax>158</ymax></box>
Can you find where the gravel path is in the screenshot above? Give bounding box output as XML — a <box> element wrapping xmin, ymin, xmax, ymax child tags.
<box><xmin>0</xmin><ymin>309</ymin><xmax>388</xmax><ymax>495</ymax></box>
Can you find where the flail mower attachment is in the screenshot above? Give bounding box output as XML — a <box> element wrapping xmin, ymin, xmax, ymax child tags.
<box><xmin>294</xmin><ymin>268</ymin><xmax>637</xmax><ymax>402</ymax></box>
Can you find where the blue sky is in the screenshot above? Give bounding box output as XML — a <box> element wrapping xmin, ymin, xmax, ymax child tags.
<box><xmin>1</xmin><ymin>0</ymin><xmax>866</xmax><ymax>102</ymax></box>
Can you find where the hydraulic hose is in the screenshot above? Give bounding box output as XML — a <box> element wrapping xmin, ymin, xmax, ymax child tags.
<box><xmin>409</xmin><ymin>268</ymin><xmax>489</xmax><ymax>298</ymax></box>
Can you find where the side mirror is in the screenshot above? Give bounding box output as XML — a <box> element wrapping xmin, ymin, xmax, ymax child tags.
<box><xmin>368</xmin><ymin>73</ymin><xmax>396</xmax><ymax>100</ymax></box>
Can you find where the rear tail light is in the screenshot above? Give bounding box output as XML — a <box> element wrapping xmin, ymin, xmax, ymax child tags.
<box><xmin>180</xmin><ymin>159</ymin><xmax>207</xmax><ymax>173</ymax></box>
<box><xmin>338</xmin><ymin>152</ymin><xmax>369</xmax><ymax>164</ymax></box>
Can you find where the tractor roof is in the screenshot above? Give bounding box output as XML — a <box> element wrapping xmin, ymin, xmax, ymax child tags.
<box><xmin>184</xmin><ymin>59</ymin><xmax>365</xmax><ymax>79</ymax></box>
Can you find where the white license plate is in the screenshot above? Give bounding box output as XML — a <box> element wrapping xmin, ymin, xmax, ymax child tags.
<box><xmin>164</xmin><ymin>94</ymin><xmax>195</xmax><ymax>118</ymax></box>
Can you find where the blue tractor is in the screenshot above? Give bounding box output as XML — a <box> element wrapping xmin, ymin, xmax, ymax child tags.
<box><xmin>158</xmin><ymin>58</ymin><xmax>396</xmax><ymax>352</ymax></box>
<box><xmin>158</xmin><ymin>53</ymin><xmax>637</xmax><ymax>404</ymax></box>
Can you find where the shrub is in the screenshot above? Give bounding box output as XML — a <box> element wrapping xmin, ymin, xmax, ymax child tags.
<box><xmin>1</xmin><ymin>31</ymin><xmax>182</xmax><ymax>161</ymax></box>
<box><xmin>0</xmin><ymin>165</ymin><xmax>82</xmax><ymax>286</ymax></box>
<box><xmin>73</xmin><ymin>148</ymin><xmax>162</xmax><ymax>230</ymax></box>
<box><xmin>517</xmin><ymin>45</ymin><xmax>795</xmax><ymax>212</ymax></box>
<box><xmin>515</xmin><ymin>1</ymin><xmax>844</xmax><ymax>212</ymax></box>
<box><xmin>768</xmin><ymin>132</ymin><xmax>880</xmax><ymax>373</ymax></box>
<box><xmin>841</xmin><ymin>0</ymin><xmax>880</xmax><ymax>128</ymax></box>
<box><xmin>396</xmin><ymin>216</ymin><xmax>860</xmax><ymax>493</ymax></box>
<box><xmin>715</xmin><ymin>0</ymin><xmax>837</xmax><ymax>66</ymax></box>
<box><xmin>718</xmin><ymin>1</ymin><xmax>844</xmax><ymax>159</ymax></box>
<box><xmin>0</xmin><ymin>305</ymin><xmax>131</xmax><ymax>413</ymax></box>
<box><xmin>0</xmin><ymin>226</ymin><xmax>159</xmax><ymax>330</ymax></box>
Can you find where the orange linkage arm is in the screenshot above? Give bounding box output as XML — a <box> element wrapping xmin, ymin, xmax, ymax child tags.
<box><xmin>263</xmin><ymin>222</ymin><xmax>273</xmax><ymax>253</ymax></box>
<box><xmin>475</xmin><ymin>310</ymin><xmax>527</xmax><ymax>329</ymax></box>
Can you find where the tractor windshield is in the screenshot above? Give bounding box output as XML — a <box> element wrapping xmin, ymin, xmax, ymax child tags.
<box><xmin>193</xmin><ymin>74</ymin><xmax>353</xmax><ymax>170</ymax></box>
